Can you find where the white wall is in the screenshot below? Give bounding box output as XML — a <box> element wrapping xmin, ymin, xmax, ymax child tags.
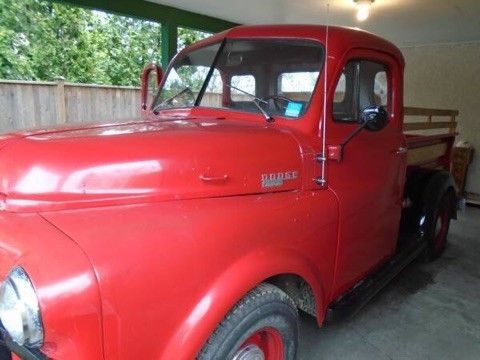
<box><xmin>401</xmin><ymin>42</ymin><xmax>480</xmax><ymax>195</ymax></box>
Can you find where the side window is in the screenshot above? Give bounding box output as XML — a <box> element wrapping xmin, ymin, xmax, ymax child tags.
<box><xmin>374</xmin><ymin>71</ymin><xmax>388</xmax><ymax>106</ymax></box>
<box><xmin>334</xmin><ymin>73</ymin><xmax>346</xmax><ymax>103</ymax></box>
<box><xmin>333</xmin><ymin>62</ymin><xmax>357</xmax><ymax>122</ymax></box>
<box><xmin>231</xmin><ymin>75</ymin><xmax>256</xmax><ymax>102</ymax></box>
<box><xmin>333</xmin><ymin>60</ymin><xmax>389</xmax><ymax>122</ymax></box>
<box><xmin>279</xmin><ymin>71</ymin><xmax>319</xmax><ymax>102</ymax></box>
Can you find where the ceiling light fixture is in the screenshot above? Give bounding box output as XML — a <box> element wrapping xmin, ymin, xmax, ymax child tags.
<box><xmin>354</xmin><ymin>0</ymin><xmax>374</xmax><ymax>22</ymax></box>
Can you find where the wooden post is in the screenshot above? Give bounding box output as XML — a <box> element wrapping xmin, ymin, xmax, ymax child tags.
<box><xmin>55</xmin><ymin>76</ymin><xmax>67</xmax><ymax>123</ymax></box>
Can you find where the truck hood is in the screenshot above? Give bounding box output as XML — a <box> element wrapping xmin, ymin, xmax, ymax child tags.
<box><xmin>0</xmin><ymin>118</ymin><xmax>305</xmax><ymax>212</ymax></box>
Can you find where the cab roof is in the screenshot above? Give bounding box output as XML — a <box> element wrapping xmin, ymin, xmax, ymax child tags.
<box><xmin>183</xmin><ymin>24</ymin><xmax>404</xmax><ymax>68</ymax></box>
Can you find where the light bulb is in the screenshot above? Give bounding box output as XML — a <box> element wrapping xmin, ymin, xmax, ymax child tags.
<box><xmin>355</xmin><ymin>0</ymin><xmax>373</xmax><ymax>21</ymax></box>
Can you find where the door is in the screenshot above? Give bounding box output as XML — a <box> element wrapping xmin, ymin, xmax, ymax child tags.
<box><xmin>327</xmin><ymin>50</ymin><xmax>407</xmax><ymax>298</ymax></box>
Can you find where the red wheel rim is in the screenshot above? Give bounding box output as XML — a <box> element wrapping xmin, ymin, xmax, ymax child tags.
<box><xmin>232</xmin><ymin>328</ymin><xmax>284</xmax><ymax>360</ymax></box>
<box><xmin>433</xmin><ymin>202</ymin><xmax>449</xmax><ymax>251</ymax></box>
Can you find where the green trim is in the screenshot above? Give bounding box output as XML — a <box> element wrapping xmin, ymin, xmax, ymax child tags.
<box><xmin>161</xmin><ymin>22</ymin><xmax>178</xmax><ymax>68</ymax></box>
<box><xmin>53</xmin><ymin>0</ymin><xmax>238</xmax><ymax>33</ymax></box>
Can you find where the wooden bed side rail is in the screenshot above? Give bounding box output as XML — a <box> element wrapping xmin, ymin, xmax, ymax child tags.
<box><xmin>404</xmin><ymin>107</ymin><xmax>459</xmax><ymax>133</ymax></box>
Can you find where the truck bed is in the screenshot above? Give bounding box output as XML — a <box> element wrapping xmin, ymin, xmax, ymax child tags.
<box><xmin>404</xmin><ymin>107</ymin><xmax>458</xmax><ymax>171</ymax></box>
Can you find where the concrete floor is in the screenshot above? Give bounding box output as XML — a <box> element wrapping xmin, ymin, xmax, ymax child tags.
<box><xmin>298</xmin><ymin>206</ymin><xmax>480</xmax><ymax>360</ymax></box>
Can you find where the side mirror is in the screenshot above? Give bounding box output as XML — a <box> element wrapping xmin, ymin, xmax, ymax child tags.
<box><xmin>141</xmin><ymin>63</ymin><xmax>163</xmax><ymax>112</ymax></box>
<box><xmin>360</xmin><ymin>105</ymin><xmax>389</xmax><ymax>132</ymax></box>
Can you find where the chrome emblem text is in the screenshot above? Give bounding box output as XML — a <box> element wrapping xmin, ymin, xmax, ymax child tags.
<box><xmin>261</xmin><ymin>171</ymin><xmax>299</xmax><ymax>188</ymax></box>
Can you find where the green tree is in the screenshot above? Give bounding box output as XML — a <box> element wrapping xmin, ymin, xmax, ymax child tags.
<box><xmin>178</xmin><ymin>27</ymin><xmax>210</xmax><ymax>51</ymax></box>
<box><xmin>0</xmin><ymin>0</ymin><xmax>211</xmax><ymax>86</ymax></box>
<box><xmin>101</xmin><ymin>15</ymin><xmax>161</xmax><ymax>86</ymax></box>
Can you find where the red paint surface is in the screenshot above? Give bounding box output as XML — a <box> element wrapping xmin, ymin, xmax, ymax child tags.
<box><xmin>0</xmin><ymin>25</ymin><xmax>454</xmax><ymax>359</ymax></box>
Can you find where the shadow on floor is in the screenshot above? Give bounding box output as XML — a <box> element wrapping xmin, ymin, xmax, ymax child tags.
<box><xmin>298</xmin><ymin>206</ymin><xmax>480</xmax><ymax>360</ymax></box>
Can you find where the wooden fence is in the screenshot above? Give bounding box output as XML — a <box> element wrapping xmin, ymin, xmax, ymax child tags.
<box><xmin>0</xmin><ymin>79</ymin><xmax>141</xmax><ymax>133</ymax></box>
<box><xmin>1</xmin><ymin>79</ymin><xmax>461</xmax><ymax>136</ymax></box>
<box><xmin>0</xmin><ymin>79</ymin><xmax>234</xmax><ymax>133</ymax></box>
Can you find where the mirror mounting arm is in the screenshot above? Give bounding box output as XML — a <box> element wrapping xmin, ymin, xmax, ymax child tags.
<box><xmin>141</xmin><ymin>63</ymin><xmax>163</xmax><ymax>112</ymax></box>
<box><xmin>340</xmin><ymin>121</ymin><xmax>369</xmax><ymax>148</ymax></box>
<box><xmin>318</xmin><ymin>105</ymin><xmax>389</xmax><ymax>163</ymax></box>
<box><xmin>330</xmin><ymin>121</ymin><xmax>370</xmax><ymax>162</ymax></box>
<box><xmin>317</xmin><ymin>122</ymin><xmax>369</xmax><ymax>164</ymax></box>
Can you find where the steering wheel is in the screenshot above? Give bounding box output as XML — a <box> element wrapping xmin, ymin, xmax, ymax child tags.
<box><xmin>266</xmin><ymin>95</ymin><xmax>291</xmax><ymax>112</ymax></box>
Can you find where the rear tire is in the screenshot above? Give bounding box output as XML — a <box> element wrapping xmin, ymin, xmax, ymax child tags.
<box><xmin>424</xmin><ymin>189</ymin><xmax>455</xmax><ymax>261</ymax></box>
<box><xmin>197</xmin><ymin>283</ymin><xmax>298</xmax><ymax>360</ymax></box>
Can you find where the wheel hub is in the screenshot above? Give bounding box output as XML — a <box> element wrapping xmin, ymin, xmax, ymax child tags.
<box><xmin>232</xmin><ymin>344</ymin><xmax>265</xmax><ymax>360</ymax></box>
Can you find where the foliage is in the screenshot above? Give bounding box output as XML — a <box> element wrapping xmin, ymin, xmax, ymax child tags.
<box><xmin>177</xmin><ymin>27</ymin><xmax>210</xmax><ymax>51</ymax></box>
<box><xmin>0</xmin><ymin>0</ymin><xmax>211</xmax><ymax>86</ymax></box>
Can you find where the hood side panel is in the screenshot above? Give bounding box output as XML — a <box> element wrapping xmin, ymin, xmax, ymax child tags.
<box><xmin>0</xmin><ymin>119</ymin><xmax>304</xmax><ymax>212</ymax></box>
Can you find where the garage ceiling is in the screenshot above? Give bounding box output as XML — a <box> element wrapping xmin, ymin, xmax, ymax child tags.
<box><xmin>147</xmin><ymin>0</ymin><xmax>480</xmax><ymax>46</ymax></box>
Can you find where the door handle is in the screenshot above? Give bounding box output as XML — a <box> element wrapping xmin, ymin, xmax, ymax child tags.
<box><xmin>395</xmin><ymin>147</ymin><xmax>408</xmax><ymax>155</ymax></box>
<box><xmin>199</xmin><ymin>174</ymin><xmax>229</xmax><ymax>183</ymax></box>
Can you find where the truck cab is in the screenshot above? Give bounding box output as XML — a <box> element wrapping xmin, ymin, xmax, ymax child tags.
<box><xmin>0</xmin><ymin>25</ymin><xmax>457</xmax><ymax>360</ymax></box>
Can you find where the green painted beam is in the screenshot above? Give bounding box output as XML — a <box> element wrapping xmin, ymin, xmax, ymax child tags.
<box><xmin>161</xmin><ymin>21</ymin><xmax>178</xmax><ymax>68</ymax></box>
<box><xmin>54</xmin><ymin>0</ymin><xmax>238</xmax><ymax>33</ymax></box>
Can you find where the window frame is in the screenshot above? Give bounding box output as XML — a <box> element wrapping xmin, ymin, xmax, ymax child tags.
<box><xmin>154</xmin><ymin>38</ymin><xmax>325</xmax><ymax>122</ymax></box>
<box><xmin>332</xmin><ymin>58</ymin><xmax>391</xmax><ymax>124</ymax></box>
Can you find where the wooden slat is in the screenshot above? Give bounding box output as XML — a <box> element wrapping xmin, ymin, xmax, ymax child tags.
<box><xmin>0</xmin><ymin>79</ymin><xmax>56</xmax><ymax>86</ymax></box>
<box><xmin>64</xmin><ymin>82</ymin><xmax>140</xmax><ymax>90</ymax></box>
<box><xmin>404</xmin><ymin>107</ymin><xmax>459</xmax><ymax>117</ymax></box>
<box><xmin>466</xmin><ymin>192</ymin><xmax>480</xmax><ymax>207</ymax></box>
<box><xmin>404</xmin><ymin>106</ymin><xmax>459</xmax><ymax>134</ymax></box>
<box><xmin>55</xmin><ymin>79</ymin><xmax>67</xmax><ymax>123</ymax></box>
<box><xmin>404</xmin><ymin>121</ymin><xmax>458</xmax><ymax>131</ymax></box>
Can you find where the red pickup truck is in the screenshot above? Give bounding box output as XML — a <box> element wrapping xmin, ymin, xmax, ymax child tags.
<box><xmin>0</xmin><ymin>25</ymin><xmax>458</xmax><ymax>360</ymax></box>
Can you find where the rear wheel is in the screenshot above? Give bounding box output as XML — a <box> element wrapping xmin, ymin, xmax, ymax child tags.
<box><xmin>197</xmin><ymin>283</ymin><xmax>298</xmax><ymax>360</ymax></box>
<box><xmin>425</xmin><ymin>190</ymin><xmax>455</xmax><ymax>261</ymax></box>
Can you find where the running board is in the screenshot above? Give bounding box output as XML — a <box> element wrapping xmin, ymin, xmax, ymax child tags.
<box><xmin>325</xmin><ymin>234</ymin><xmax>426</xmax><ymax>322</ymax></box>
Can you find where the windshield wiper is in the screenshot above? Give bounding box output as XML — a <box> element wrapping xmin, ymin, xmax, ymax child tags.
<box><xmin>226</xmin><ymin>84</ymin><xmax>274</xmax><ymax>122</ymax></box>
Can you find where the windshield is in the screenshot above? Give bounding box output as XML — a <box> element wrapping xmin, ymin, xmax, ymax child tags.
<box><xmin>153</xmin><ymin>39</ymin><xmax>324</xmax><ymax>119</ymax></box>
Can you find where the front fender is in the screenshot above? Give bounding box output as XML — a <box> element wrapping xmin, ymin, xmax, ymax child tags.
<box><xmin>161</xmin><ymin>247</ymin><xmax>325</xmax><ymax>360</ymax></box>
<box><xmin>44</xmin><ymin>190</ymin><xmax>338</xmax><ymax>360</ymax></box>
<box><xmin>0</xmin><ymin>212</ymin><xmax>103</xmax><ymax>360</ymax></box>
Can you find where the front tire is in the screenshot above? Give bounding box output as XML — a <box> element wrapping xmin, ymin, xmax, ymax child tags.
<box><xmin>197</xmin><ymin>283</ymin><xmax>299</xmax><ymax>360</ymax></box>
